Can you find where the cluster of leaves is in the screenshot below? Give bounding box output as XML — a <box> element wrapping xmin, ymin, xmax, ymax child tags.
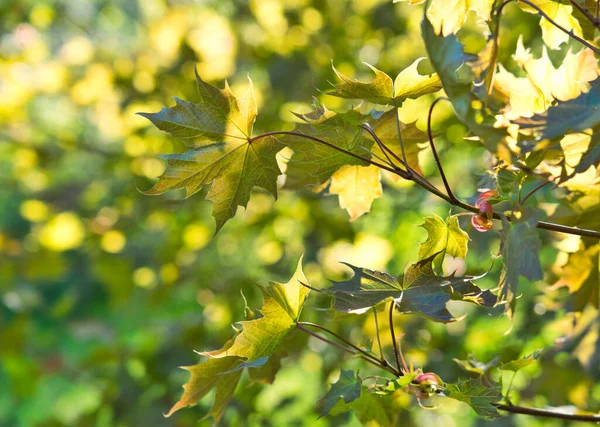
<box><xmin>140</xmin><ymin>0</ymin><xmax>600</xmax><ymax>423</ymax></box>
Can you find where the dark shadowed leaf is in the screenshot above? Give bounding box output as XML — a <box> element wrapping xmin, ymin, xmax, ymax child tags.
<box><xmin>317</xmin><ymin>370</ymin><xmax>362</xmax><ymax>417</ymax></box>
<box><xmin>326</xmin><ymin>256</ymin><xmax>496</xmax><ymax>322</ymax></box>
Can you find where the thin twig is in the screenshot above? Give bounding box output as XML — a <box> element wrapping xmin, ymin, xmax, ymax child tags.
<box><xmin>249</xmin><ymin>130</ymin><xmax>600</xmax><ymax>239</ymax></box>
<box><xmin>494</xmin><ymin>402</ymin><xmax>600</xmax><ymax>422</ymax></box>
<box><xmin>392</xmin><ymin>100</ymin><xmax>413</xmax><ymax>177</ymax></box>
<box><xmin>297</xmin><ymin>321</ymin><xmax>388</xmax><ymax>369</ymax></box>
<box><xmin>248</xmin><ymin>131</ymin><xmax>403</xmax><ymax>176</ymax></box>
<box><xmin>427</xmin><ymin>97</ymin><xmax>458</xmax><ymax>204</ymax></box>
<box><xmin>503</xmin><ymin>0</ymin><xmax>600</xmax><ymax>55</ymax></box>
<box><xmin>372</xmin><ymin>307</ymin><xmax>386</xmax><ymax>363</ymax></box>
<box><xmin>296</xmin><ymin>324</ymin><xmax>399</xmax><ymax>376</ymax></box>
<box><xmin>519</xmin><ymin>177</ymin><xmax>557</xmax><ymax>206</ymax></box>
<box><xmin>388</xmin><ymin>301</ymin><xmax>403</xmax><ymax>376</ymax></box>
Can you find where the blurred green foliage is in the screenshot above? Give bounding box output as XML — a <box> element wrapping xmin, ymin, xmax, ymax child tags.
<box><xmin>0</xmin><ymin>0</ymin><xmax>598</xmax><ymax>426</ymax></box>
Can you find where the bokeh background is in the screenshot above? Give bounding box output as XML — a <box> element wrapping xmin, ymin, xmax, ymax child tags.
<box><xmin>1</xmin><ymin>0</ymin><xmax>598</xmax><ymax>426</ymax></box>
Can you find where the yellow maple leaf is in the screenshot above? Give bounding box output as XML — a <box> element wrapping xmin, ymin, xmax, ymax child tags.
<box><xmin>329</xmin><ymin>165</ymin><xmax>383</xmax><ymax>221</ymax></box>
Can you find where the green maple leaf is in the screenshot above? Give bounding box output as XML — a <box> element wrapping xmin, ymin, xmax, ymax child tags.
<box><xmin>167</xmin><ymin>258</ymin><xmax>309</xmax><ymax>419</ymax></box>
<box><xmin>453</xmin><ymin>355</ymin><xmax>499</xmax><ymax>376</ymax></box>
<box><xmin>317</xmin><ymin>370</ymin><xmax>362</xmax><ymax>417</ymax></box>
<box><xmin>165</xmin><ymin>356</ymin><xmax>243</xmax><ymax>421</ymax></box>
<box><xmin>446</xmin><ymin>378</ymin><xmax>503</xmax><ymax>419</ymax></box>
<box><xmin>283</xmin><ymin>105</ymin><xmax>375</xmax><ymax>188</ymax></box>
<box><xmin>499</xmin><ymin>349</ymin><xmax>543</xmax><ymax>372</ymax></box>
<box><xmin>326</xmin><ymin>256</ymin><xmax>496</xmax><ymax>322</ymax></box>
<box><xmin>499</xmin><ymin>209</ymin><xmax>543</xmax><ymax>312</ymax></box>
<box><xmin>329</xmin><ymin>58</ymin><xmax>441</xmax><ymax>105</ymax></box>
<box><xmin>418</xmin><ymin>214</ymin><xmax>469</xmax><ymax>270</ymax></box>
<box><xmin>139</xmin><ymin>70</ymin><xmax>283</xmax><ymax>232</ymax></box>
<box><xmin>421</xmin><ymin>9</ymin><xmax>508</xmax><ymax>156</ymax></box>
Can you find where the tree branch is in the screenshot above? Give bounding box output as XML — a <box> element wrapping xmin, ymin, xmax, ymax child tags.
<box><xmin>494</xmin><ymin>402</ymin><xmax>600</xmax><ymax>422</ymax></box>
<box><xmin>498</xmin><ymin>0</ymin><xmax>600</xmax><ymax>55</ymax></box>
<box><xmin>427</xmin><ymin>97</ymin><xmax>458</xmax><ymax>204</ymax></box>
<box><xmin>388</xmin><ymin>301</ymin><xmax>404</xmax><ymax>376</ymax></box>
<box><xmin>250</xmin><ymin>128</ymin><xmax>600</xmax><ymax>239</ymax></box>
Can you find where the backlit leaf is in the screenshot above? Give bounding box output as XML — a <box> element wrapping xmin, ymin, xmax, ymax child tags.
<box><xmin>329</xmin><ymin>59</ymin><xmax>441</xmax><ymax>105</ymax></box>
<box><xmin>140</xmin><ymin>72</ymin><xmax>283</xmax><ymax>232</ymax></box>
<box><xmin>422</xmin><ymin>7</ymin><xmax>509</xmax><ymax>156</ymax></box>
<box><xmin>553</xmin><ymin>242</ymin><xmax>600</xmax><ymax>311</ymax></box>
<box><xmin>418</xmin><ymin>214</ymin><xmax>470</xmax><ymax>271</ymax></box>
<box><xmin>208</xmin><ymin>257</ymin><xmax>309</xmax><ymax>360</ymax></box>
<box><xmin>499</xmin><ymin>349</ymin><xmax>543</xmax><ymax>372</ymax></box>
<box><xmin>167</xmin><ymin>258</ymin><xmax>308</xmax><ymax>419</ymax></box>
<box><xmin>519</xmin><ymin>0</ymin><xmax>582</xmax><ymax>50</ymax></box>
<box><xmin>329</xmin><ymin>165</ymin><xmax>382</xmax><ymax>221</ymax></box>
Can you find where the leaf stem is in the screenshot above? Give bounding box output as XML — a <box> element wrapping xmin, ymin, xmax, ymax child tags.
<box><xmin>500</xmin><ymin>0</ymin><xmax>600</xmax><ymax>55</ymax></box>
<box><xmin>250</xmin><ymin>129</ymin><xmax>600</xmax><ymax>239</ymax></box>
<box><xmin>249</xmin><ymin>130</ymin><xmax>404</xmax><ymax>177</ymax></box>
<box><xmin>493</xmin><ymin>402</ymin><xmax>600</xmax><ymax>422</ymax></box>
<box><xmin>388</xmin><ymin>300</ymin><xmax>404</xmax><ymax>376</ymax></box>
<box><xmin>427</xmin><ymin>97</ymin><xmax>458</xmax><ymax>204</ymax></box>
<box><xmin>519</xmin><ymin>177</ymin><xmax>557</xmax><ymax>207</ymax></box>
<box><xmin>392</xmin><ymin>99</ymin><xmax>413</xmax><ymax>178</ymax></box>
<box><xmin>295</xmin><ymin>323</ymin><xmax>400</xmax><ymax>376</ymax></box>
<box><xmin>372</xmin><ymin>307</ymin><xmax>385</xmax><ymax>363</ymax></box>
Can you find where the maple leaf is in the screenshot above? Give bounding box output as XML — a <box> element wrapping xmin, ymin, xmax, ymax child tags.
<box><xmin>282</xmin><ymin>105</ymin><xmax>375</xmax><ymax>188</ymax></box>
<box><xmin>326</xmin><ymin>256</ymin><xmax>496</xmax><ymax>322</ymax></box>
<box><xmin>418</xmin><ymin>214</ymin><xmax>470</xmax><ymax>271</ymax></box>
<box><xmin>167</xmin><ymin>258</ymin><xmax>309</xmax><ymax>419</ymax></box>
<box><xmin>519</xmin><ymin>0</ymin><xmax>582</xmax><ymax>50</ymax></box>
<box><xmin>423</xmin><ymin>0</ymin><xmax>495</xmax><ymax>36</ymax></box>
<box><xmin>516</xmin><ymin>78</ymin><xmax>600</xmax><ymax>140</ymax></box>
<box><xmin>446</xmin><ymin>378</ymin><xmax>503</xmax><ymax>419</ymax></box>
<box><xmin>553</xmin><ymin>242</ymin><xmax>599</xmax><ymax>311</ymax></box>
<box><xmin>317</xmin><ymin>370</ymin><xmax>362</xmax><ymax>418</ymax></box>
<box><xmin>329</xmin><ymin>58</ymin><xmax>442</xmax><ymax>105</ymax></box>
<box><xmin>329</xmin><ymin>165</ymin><xmax>382</xmax><ymax>222</ymax></box>
<box><xmin>139</xmin><ymin>70</ymin><xmax>283</xmax><ymax>232</ymax></box>
<box><xmin>499</xmin><ymin>209</ymin><xmax>544</xmax><ymax>312</ymax></box>
<box><xmin>499</xmin><ymin>349</ymin><xmax>543</xmax><ymax>372</ymax></box>
<box><xmin>207</xmin><ymin>257</ymin><xmax>309</xmax><ymax>360</ymax></box>
<box><xmin>495</xmin><ymin>38</ymin><xmax>599</xmax><ymax>119</ymax></box>
<box><xmin>453</xmin><ymin>355</ymin><xmax>499</xmax><ymax>376</ymax></box>
<box><xmin>421</xmin><ymin>7</ymin><xmax>509</xmax><ymax>157</ymax></box>
<box><xmin>165</xmin><ymin>356</ymin><xmax>243</xmax><ymax>421</ymax></box>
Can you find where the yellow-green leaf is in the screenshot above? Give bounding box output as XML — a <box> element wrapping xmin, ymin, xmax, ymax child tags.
<box><xmin>418</xmin><ymin>214</ymin><xmax>470</xmax><ymax>270</ymax></box>
<box><xmin>329</xmin><ymin>60</ymin><xmax>441</xmax><ymax>105</ymax></box>
<box><xmin>140</xmin><ymin>73</ymin><xmax>284</xmax><ymax>233</ymax></box>
<box><xmin>330</xmin><ymin>62</ymin><xmax>394</xmax><ymax>104</ymax></box>
<box><xmin>519</xmin><ymin>0</ymin><xmax>582</xmax><ymax>50</ymax></box>
<box><xmin>208</xmin><ymin>257</ymin><xmax>309</xmax><ymax>360</ymax></box>
<box><xmin>329</xmin><ymin>165</ymin><xmax>383</xmax><ymax>221</ymax></box>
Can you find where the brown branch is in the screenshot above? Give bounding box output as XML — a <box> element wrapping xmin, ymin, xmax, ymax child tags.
<box><xmin>388</xmin><ymin>301</ymin><xmax>404</xmax><ymax>376</ymax></box>
<box><xmin>427</xmin><ymin>97</ymin><xmax>458</xmax><ymax>204</ymax></box>
<box><xmin>498</xmin><ymin>0</ymin><xmax>600</xmax><ymax>55</ymax></box>
<box><xmin>295</xmin><ymin>323</ymin><xmax>400</xmax><ymax>376</ymax></box>
<box><xmin>494</xmin><ymin>402</ymin><xmax>600</xmax><ymax>422</ymax></box>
